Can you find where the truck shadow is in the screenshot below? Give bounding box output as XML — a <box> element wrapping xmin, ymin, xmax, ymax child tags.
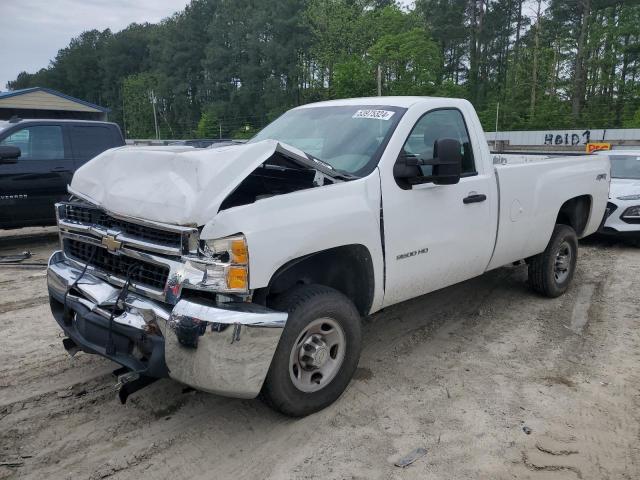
<box><xmin>0</xmin><ymin>226</ymin><xmax>58</xmax><ymax>255</ymax></box>
<box><xmin>580</xmin><ymin>233</ymin><xmax>639</xmax><ymax>249</ymax></box>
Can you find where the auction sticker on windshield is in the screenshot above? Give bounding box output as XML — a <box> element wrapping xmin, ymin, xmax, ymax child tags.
<box><xmin>352</xmin><ymin>109</ymin><xmax>395</xmax><ymax>120</ymax></box>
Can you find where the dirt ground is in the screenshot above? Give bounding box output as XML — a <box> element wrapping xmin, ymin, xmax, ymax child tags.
<box><xmin>0</xmin><ymin>227</ymin><xmax>638</xmax><ymax>480</ymax></box>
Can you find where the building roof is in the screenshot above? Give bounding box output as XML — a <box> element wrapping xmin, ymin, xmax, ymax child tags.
<box><xmin>0</xmin><ymin>87</ymin><xmax>109</xmax><ymax>113</ymax></box>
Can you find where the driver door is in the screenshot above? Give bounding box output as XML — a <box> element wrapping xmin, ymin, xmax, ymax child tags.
<box><xmin>381</xmin><ymin>108</ymin><xmax>496</xmax><ymax>307</ymax></box>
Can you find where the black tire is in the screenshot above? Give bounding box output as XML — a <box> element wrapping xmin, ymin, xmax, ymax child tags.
<box><xmin>261</xmin><ymin>284</ymin><xmax>362</xmax><ymax>417</ymax></box>
<box><xmin>528</xmin><ymin>224</ymin><xmax>578</xmax><ymax>298</ymax></box>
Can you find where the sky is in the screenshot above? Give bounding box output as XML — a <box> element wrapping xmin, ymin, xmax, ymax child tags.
<box><xmin>0</xmin><ymin>0</ymin><xmax>416</xmax><ymax>92</ymax></box>
<box><xmin>0</xmin><ymin>0</ymin><xmax>191</xmax><ymax>90</ymax></box>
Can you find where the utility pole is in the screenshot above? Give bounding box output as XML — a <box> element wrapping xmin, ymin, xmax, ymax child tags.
<box><xmin>122</xmin><ymin>85</ymin><xmax>126</xmax><ymax>137</ymax></box>
<box><xmin>148</xmin><ymin>90</ymin><xmax>159</xmax><ymax>140</ymax></box>
<box><xmin>530</xmin><ymin>0</ymin><xmax>543</xmax><ymax>119</ymax></box>
<box><xmin>377</xmin><ymin>65</ymin><xmax>382</xmax><ymax>96</ymax></box>
<box><xmin>495</xmin><ymin>102</ymin><xmax>500</xmax><ymax>136</ymax></box>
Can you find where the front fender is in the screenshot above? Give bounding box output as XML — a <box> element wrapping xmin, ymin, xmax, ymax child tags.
<box><xmin>201</xmin><ymin>171</ymin><xmax>385</xmax><ymax>313</ymax></box>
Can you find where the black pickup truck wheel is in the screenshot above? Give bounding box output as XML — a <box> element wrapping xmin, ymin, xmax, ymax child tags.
<box><xmin>528</xmin><ymin>224</ymin><xmax>578</xmax><ymax>298</ymax></box>
<box><xmin>261</xmin><ymin>284</ymin><xmax>362</xmax><ymax>417</ymax></box>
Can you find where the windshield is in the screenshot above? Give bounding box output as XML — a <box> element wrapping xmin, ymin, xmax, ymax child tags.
<box><xmin>610</xmin><ymin>155</ymin><xmax>640</xmax><ymax>179</ymax></box>
<box><xmin>249</xmin><ymin>105</ymin><xmax>406</xmax><ymax>176</ymax></box>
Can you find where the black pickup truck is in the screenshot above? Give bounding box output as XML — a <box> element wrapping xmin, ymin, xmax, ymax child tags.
<box><xmin>0</xmin><ymin>118</ymin><xmax>125</xmax><ymax>229</ymax></box>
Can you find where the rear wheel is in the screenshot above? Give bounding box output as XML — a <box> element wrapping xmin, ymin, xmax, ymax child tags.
<box><xmin>261</xmin><ymin>284</ymin><xmax>361</xmax><ymax>417</ymax></box>
<box><xmin>528</xmin><ymin>224</ymin><xmax>578</xmax><ymax>298</ymax></box>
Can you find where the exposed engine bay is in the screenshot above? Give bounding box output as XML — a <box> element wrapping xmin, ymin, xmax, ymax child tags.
<box><xmin>220</xmin><ymin>151</ymin><xmax>336</xmax><ymax>211</ymax></box>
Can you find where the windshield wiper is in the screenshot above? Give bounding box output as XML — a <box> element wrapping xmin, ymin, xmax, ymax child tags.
<box><xmin>303</xmin><ymin>152</ymin><xmax>358</xmax><ymax>180</ymax></box>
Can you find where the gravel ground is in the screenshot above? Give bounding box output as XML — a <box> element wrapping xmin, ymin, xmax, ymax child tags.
<box><xmin>0</xmin><ymin>228</ymin><xmax>638</xmax><ymax>480</ymax></box>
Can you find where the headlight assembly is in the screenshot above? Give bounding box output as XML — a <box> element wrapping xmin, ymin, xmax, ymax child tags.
<box><xmin>206</xmin><ymin>236</ymin><xmax>249</xmax><ymax>264</ymax></box>
<box><xmin>197</xmin><ymin>235</ymin><xmax>249</xmax><ymax>293</ymax></box>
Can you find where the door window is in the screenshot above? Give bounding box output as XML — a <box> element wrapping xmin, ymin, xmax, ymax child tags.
<box><xmin>402</xmin><ymin>109</ymin><xmax>475</xmax><ymax>176</ymax></box>
<box><xmin>70</xmin><ymin>126</ymin><xmax>113</xmax><ymax>161</ymax></box>
<box><xmin>0</xmin><ymin>126</ymin><xmax>64</xmax><ymax>160</ymax></box>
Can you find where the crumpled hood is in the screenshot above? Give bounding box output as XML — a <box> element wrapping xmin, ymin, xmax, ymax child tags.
<box><xmin>610</xmin><ymin>178</ymin><xmax>640</xmax><ymax>199</ymax></box>
<box><xmin>70</xmin><ymin>139</ymin><xmax>315</xmax><ymax>226</ymax></box>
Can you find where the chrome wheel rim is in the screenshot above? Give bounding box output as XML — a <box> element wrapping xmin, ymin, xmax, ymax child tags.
<box><xmin>289</xmin><ymin>317</ymin><xmax>346</xmax><ymax>393</ymax></box>
<box><xmin>554</xmin><ymin>241</ymin><xmax>572</xmax><ymax>283</ymax></box>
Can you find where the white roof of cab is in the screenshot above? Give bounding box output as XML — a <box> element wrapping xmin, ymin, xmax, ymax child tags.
<box><xmin>295</xmin><ymin>96</ymin><xmax>464</xmax><ymax>109</ymax></box>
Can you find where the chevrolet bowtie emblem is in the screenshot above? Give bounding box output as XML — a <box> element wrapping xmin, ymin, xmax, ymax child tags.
<box><xmin>102</xmin><ymin>235</ymin><xmax>122</xmax><ymax>253</ymax></box>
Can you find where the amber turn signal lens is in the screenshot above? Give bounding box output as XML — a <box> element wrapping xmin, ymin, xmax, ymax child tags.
<box><xmin>227</xmin><ymin>266</ymin><xmax>248</xmax><ymax>290</ymax></box>
<box><xmin>230</xmin><ymin>238</ymin><xmax>249</xmax><ymax>264</ymax></box>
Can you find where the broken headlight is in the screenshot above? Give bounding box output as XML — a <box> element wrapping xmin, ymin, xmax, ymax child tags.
<box><xmin>197</xmin><ymin>235</ymin><xmax>249</xmax><ymax>293</ymax></box>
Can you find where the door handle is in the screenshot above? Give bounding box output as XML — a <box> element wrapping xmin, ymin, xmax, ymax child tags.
<box><xmin>463</xmin><ymin>193</ymin><xmax>487</xmax><ymax>204</ymax></box>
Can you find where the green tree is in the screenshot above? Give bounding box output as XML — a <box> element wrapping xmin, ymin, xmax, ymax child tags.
<box><xmin>369</xmin><ymin>28</ymin><xmax>442</xmax><ymax>95</ymax></box>
<box><xmin>8</xmin><ymin>0</ymin><xmax>640</xmax><ymax>136</ymax></box>
<box><xmin>196</xmin><ymin>110</ymin><xmax>220</xmax><ymax>138</ymax></box>
<box><xmin>333</xmin><ymin>57</ymin><xmax>376</xmax><ymax>98</ymax></box>
<box><xmin>122</xmin><ymin>73</ymin><xmax>161</xmax><ymax>139</ymax></box>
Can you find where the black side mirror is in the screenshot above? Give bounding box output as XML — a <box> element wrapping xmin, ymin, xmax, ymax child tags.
<box><xmin>431</xmin><ymin>138</ymin><xmax>462</xmax><ymax>185</ymax></box>
<box><xmin>0</xmin><ymin>145</ymin><xmax>21</xmax><ymax>164</ymax></box>
<box><xmin>394</xmin><ymin>138</ymin><xmax>462</xmax><ymax>186</ymax></box>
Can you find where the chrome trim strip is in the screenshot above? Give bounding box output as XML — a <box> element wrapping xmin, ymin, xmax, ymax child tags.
<box><xmin>58</xmin><ymin>219</ymin><xmax>183</xmax><ymax>257</ymax></box>
<box><xmin>169</xmin><ymin>300</ymin><xmax>286</xmax><ymax>330</ymax></box>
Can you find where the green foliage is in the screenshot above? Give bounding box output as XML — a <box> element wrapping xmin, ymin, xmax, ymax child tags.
<box><xmin>433</xmin><ymin>81</ymin><xmax>468</xmax><ymax>99</ymax></box>
<box><xmin>122</xmin><ymin>72</ymin><xmax>160</xmax><ymax>139</ymax></box>
<box><xmin>8</xmin><ymin>0</ymin><xmax>640</xmax><ymax>137</ymax></box>
<box><xmin>333</xmin><ymin>57</ymin><xmax>376</xmax><ymax>98</ymax></box>
<box><xmin>196</xmin><ymin>110</ymin><xmax>220</xmax><ymax>138</ymax></box>
<box><xmin>231</xmin><ymin>124</ymin><xmax>259</xmax><ymax>139</ymax></box>
<box><xmin>369</xmin><ymin>28</ymin><xmax>442</xmax><ymax>96</ymax></box>
<box><xmin>625</xmin><ymin>108</ymin><xmax>640</xmax><ymax>128</ymax></box>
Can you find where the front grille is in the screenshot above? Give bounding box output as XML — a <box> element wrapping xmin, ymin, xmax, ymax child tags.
<box><xmin>65</xmin><ymin>239</ymin><xmax>169</xmax><ymax>291</ymax></box>
<box><xmin>61</xmin><ymin>204</ymin><xmax>182</xmax><ymax>250</ymax></box>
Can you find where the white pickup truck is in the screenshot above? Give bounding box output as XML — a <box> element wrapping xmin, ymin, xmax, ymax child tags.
<box><xmin>47</xmin><ymin>97</ymin><xmax>610</xmax><ymax>416</ymax></box>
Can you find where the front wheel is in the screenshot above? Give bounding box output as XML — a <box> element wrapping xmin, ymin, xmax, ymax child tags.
<box><xmin>261</xmin><ymin>285</ymin><xmax>362</xmax><ymax>417</ymax></box>
<box><xmin>528</xmin><ymin>224</ymin><xmax>578</xmax><ymax>298</ymax></box>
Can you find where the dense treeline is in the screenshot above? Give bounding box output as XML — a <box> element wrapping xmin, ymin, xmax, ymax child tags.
<box><xmin>9</xmin><ymin>0</ymin><xmax>640</xmax><ymax>138</ymax></box>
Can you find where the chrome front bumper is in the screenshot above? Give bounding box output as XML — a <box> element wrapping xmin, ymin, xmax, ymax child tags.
<box><xmin>47</xmin><ymin>251</ymin><xmax>287</xmax><ymax>399</ymax></box>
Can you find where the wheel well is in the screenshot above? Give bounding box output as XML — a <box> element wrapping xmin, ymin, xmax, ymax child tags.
<box><xmin>254</xmin><ymin>245</ymin><xmax>375</xmax><ymax>316</ymax></box>
<box><xmin>556</xmin><ymin>195</ymin><xmax>592</xmax><ymax>237</ymax></box>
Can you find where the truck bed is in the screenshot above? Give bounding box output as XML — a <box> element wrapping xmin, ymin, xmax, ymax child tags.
<box><xmin>486</xmin><ymin>154</ymin><xmax>610</xmax><ymax>271</ymax></box>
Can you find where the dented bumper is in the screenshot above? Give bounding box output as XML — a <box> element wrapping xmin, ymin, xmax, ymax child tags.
<box><xmin>47</xmin><ymin>251</ymin><xmax>287</xmax><ymax>399</ymax></box>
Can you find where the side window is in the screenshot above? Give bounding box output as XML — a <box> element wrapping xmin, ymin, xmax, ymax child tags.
<box><xmin>402</xmin><ymin>109</ymin><xmax>476</xmax><ymax>176</ymax></box>
<box><xmin>70</xmin><ymin>126</ymin><xmax>113</xmax><ymax>162</ymax></box>
<box><xmin>0</xmin><ymin>126</ymin><xmax>64</xmax><ymax>160</ymax></box>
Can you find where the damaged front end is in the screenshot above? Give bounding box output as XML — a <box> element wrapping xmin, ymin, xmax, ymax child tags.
<box><xmin>47</xmin><ymin>197</ymin><xmax>286</xmax><ymax>401</ymax></box>
<box><xmin>46</xmin><ymin>140</ymin><xmax>349</xmax><ymax>401</ymax></box>
<box><xmin>48</xmin><ymin>248</ymin><xmax>286</xmax><ymax>400</ymax></box>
